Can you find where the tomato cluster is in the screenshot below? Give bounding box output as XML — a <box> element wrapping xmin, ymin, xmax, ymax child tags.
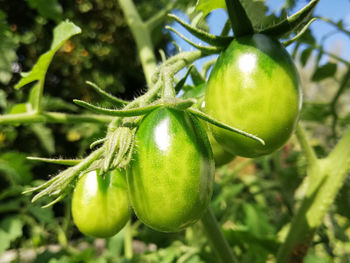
<box><xmin>71</xmin><ymin>34</ymin><xmax>301</xmax><ymax>237</ymax></box>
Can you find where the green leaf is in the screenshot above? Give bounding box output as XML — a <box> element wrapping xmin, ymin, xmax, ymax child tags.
<box><xmin>29</xmin><ymin>124</ymin><xmax>55</xmax><ymax>154</ymax></box>
<box><xmin>239</xmin><ymin>0</ymin><xmax>268</xmax><ymax>29</ymax></box>
<box><xmin>25</xmin><ymin>0</ymin><xmax>63</xmax><ymax>22</ymax></box>
<box><xmin>242</xmin><ymin>203</ymin><xmax>275</xmax><ymax>238</ymax></box>
<box><xmin>304</xmin><ymin>254</ymin><xmax>328</xmax><ymax>263</ymax></box>
<box><xmin>0</xmin><ymin>11</ymin><xmax>18</xmax><ymax>85</ymax></box>
<box><xmin>300</xmin><ymin>47</ymin><xmax>313</xmax><ymax>67</ymax></box>
<box><xmin>28</xmin><ymin>206</ymin><xmax>55</xmax><ymax>224</ymax></box>
<box><xmin>311</xmin><ymin>62</ymin><xmax>337</xmax><ymax>82</ymax></box>
<box><xmin>15</xmin><ymin>21</ymin><xmax>81</xmax><ymax>90</ymax></box>
<box><xmin>0</xmin><ymin>217</ymin><xmax>23</xmax><ymax>254</ymax></box>
<box><xmin>0</xmin><ymin>89</ymin><xmax>7</xmax><ymax>110</ymax></box>
<box><xmin>195</xmin><ymin>0</ymin><xmax>226</xmax><ymax>17</ymax></box>
<box><xmin>224</xmin><ymin>226</ymin><xmax>279</xmax><ymax>253</ymax></box>
<box><xmin>9</xmin><ymin>103</ymin><xmax>33</xmax><ymax>114</ymax></box>
<box><xmin>0</xmin><ymin>152</ymin><xmax>33</xmax><ymax>185</ymax></box>
<box><xmin>300</xmin><ymin>102</ymin><xmax>331</xmax><ymax>122</ymax></box>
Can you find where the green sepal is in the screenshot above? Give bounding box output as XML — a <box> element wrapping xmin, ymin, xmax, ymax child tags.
<box><xmin>27</xmin><ymin>156</ymin><xmax>81</xmax><ymax>166</ymax></box>
<box><xmin>168</xmin><ymin>14</ymin><xmax>232</xmax><ymax>47</ymax></box>
<box><xmin>74</xmin><ymin>98</ymin><xmax>196</xmax><ymax>116</ymax></box>
<box><xmin>165</xmin><ymin>26</ymin><xmax>223</xmax><ymax>54</ymax></box>
<box><xmin>85</xmin><ymin>81</ymin><xmax>129</xmax><ymax>107</ymax></box>
<box><xmin>283</xmin><ymin>18</ymin><xmax>318</xmax><ymax>46</ymax></box>
<box><xmin>260</xmin><ymin>0</ymin><xmax>319</xmax><ymax>38</ymax></box>
<box><xmin>174</xmin><ymin>65</ymin><xmax>194</xmax><ymax>94</ymax></box>
<box><xmin>225</xmin><ymin>0</ymin><xmax>254</xmax><ymax>37</ymax></box>
<box><xmin>188</xmin><ymin>107</ymin><xmax>265</xmax><ymax>145</ymax></box>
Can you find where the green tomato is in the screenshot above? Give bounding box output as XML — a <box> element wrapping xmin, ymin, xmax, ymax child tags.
<box><xmin>72</xmin><ymin>169</ymin><xmax>129</xmax><ymax>238</ymax></box>
<box><xmin>127</xmin><ymin>107</ymin><xmax>214</xmax><ymax>232</ymax></box>
<box><xmin>205</xmin><ymin>34</ymin><xmax>302</xmax><ymax>158</ymax></box>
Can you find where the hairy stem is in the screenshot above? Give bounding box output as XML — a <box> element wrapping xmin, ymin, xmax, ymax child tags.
<box><xmin>276</xmin><ymin>128</ymin><xmax>350</xmax><ymax>262</ymax></box>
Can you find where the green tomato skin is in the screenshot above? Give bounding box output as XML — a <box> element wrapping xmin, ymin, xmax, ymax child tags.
<box><xmin>205</xmin><ymin>34</ymin><xmax>302</xmax><ymax>158</ymax></box>
<box><xmin>127</xmin><ymin>107</ymin><xmax>214</xmax><ymax>232</ymax></box>
<box><xmin>198</xmin><ymin>98</ymin><xmax>235</xmax><ymax>167</ymax></box>
<box><xmin>207</xmin><ymin>129</ymin><xmax>235</xmax><ymax>166</ymax></box>
<box><xmin>72</xmin><ymin>169</ymin><xmax>129</xmax><ymax>238</ymax></box>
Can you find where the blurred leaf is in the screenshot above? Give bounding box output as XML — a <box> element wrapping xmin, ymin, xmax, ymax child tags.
<box><xmin>300</xmin><ymin>47</ymin><xmax>313</xmax><ymax>67</ymax></box>
<box><xmin>182</xmin><ymin>83</ymin><xmax>206</xmax><ymax>100</ymax></box>
<box><xmin>195</xmin><ymin>0</ymin><xmax>268</xmax><ymax>29</ymax></box>
<box><xmin>224</xmin><ymin>226</ymin><xmax>279</xmax><ymax>253</ymax></box>
<box><xmin>300</xmin><ymin>102</ymin><xmax>331</xmax><ymax>122</ymax></box>
<box><xmin>9</xmin><ymin>102</ymin><xmax>33</xmax><ymax>114</ymax></box>
<box><xmin>0</xmin><ymin>217</ymin><xmax>23</xmax><ymax>254</ymax></box>
<box><xmin>311</xmin><ymin>62</ymin><xmax>337</xmax><ymax>82</ymax></box>
<box><xmin>25</xmin><ymin>0</ymin><xmax>63</xmax><ymax>22</ymax></box>
<box><xmin>107</xmin><ymin>228</ymin><xmax>125</xmax><ymax>256</ymax></box>
<box><xmin>42</xmin><ymin>96</ymin><xmax>78</xmax><ymax>112</ymax></box>
<box><xmin>0</xmin><ymin>11</ymin><xmax>18</xmax><ymax>85</ymax></box>
<box><xmin>242</xmin><ymin>203</ymin><xmax>275</xmax><ymax>238</ymax></box>
<box><xmin>195</xmin><ymin>0</ymin><xmax>225</xmax><ymax>17</ymax></box>
<box><xmin>0</xmin><ymin>152</ymin><xmax>33</xmax><ymax>185</ymax></box>
<box><xmin>15</xmin><ymin>21</ymin><xmax>81</xmax><ymax>90</ymax></box>
<box><xmin>29</xmin><ymin>124</ymin><xmax>55</xmax><ymax>154</ymax></box>
<box><xmin>298</xmin><ymin>28</ymin><xmax>316</xmax><ymax>45</ymax></box>
<box><xmin>0</xmin><ymin>199</ymin><xmax>22</xmax><ymax>214</ymax></box>
<box><xmin>0</xmin><ymin>89</ymin><xmax>7</xmax><ymax>110</ymax></box>
<box><xmin>336</xmin><ymin>179</ymin><xmax>350</xmax><ymax>219</ymax></box>
<box><xmin>304</xmin><ymin>254</ymin><xmax>328</xmax><ymax>263</ymax></box>
<box><xmin>240</xmin><ymin>0</ymin><xmax>268</xmax><ymax>29</ymax></box>
<box><xmin>28</xmin><ymin>205</ymin><xmax>55</xmax><ymax>224</ymax></box>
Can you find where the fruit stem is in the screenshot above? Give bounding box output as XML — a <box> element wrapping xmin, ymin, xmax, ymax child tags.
<box><xmin>201</xmin><ymin>208</ymin><xmax>237</xmax><ymax>263</ymax></box>
<box><xmin>124</xmin><ymin>221</ymin><xmax>133</xmax><ymax>259</ymax></box>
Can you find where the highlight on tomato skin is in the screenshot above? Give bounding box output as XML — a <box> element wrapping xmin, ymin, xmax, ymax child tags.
<box><xmin>205</xmin><ymin>34</ymin><xmax>302</xmax><ymax>158</ymax></box>
<box><xmin>127</xmin><ymin>107</ymin><xmax>215</xmax><ymax>233</ymax></box>
<box><xmin>71</xmin><ymin>169</ymin><xmax>130</xmax><ymax>238</ymax></box>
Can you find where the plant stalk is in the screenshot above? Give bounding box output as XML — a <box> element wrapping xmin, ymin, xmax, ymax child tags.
<box><xmin>276</xmin><ymin>128</ymin><xmax>350</xmax><ymax>262</ymax></box>
<box><xmin>118</xmin><ymin>0</ymin><xmax>157</xmax><ymax>87</ymax></box>
<box><xmin>201</xmin><ymin>208</ymin><xmax>237</xmax><ymax>263</ymax></box>
<box><xmin>124</xmin><ymin>221</ymin><xmax>133</xmax><ymax>259</ymax></box>
<box><xmin>0</xmin><ymin>112</ymin><xmax>113</xmax><ymax>125</ymax></box>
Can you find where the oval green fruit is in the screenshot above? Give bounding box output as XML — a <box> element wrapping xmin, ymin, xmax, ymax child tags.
<box><xmin>205</xmin><ymin>34</ymin><xmax>302</xmax><ymax>158</ymax></box>
<box><xmin>127</xmin><ymin>107</ymin><xmax>214</xmax><ymax>232</ymax></box>
<box><xmin>72</xmin><ymin>169</ymin><xmax>129</xmax><ymax>238</ymax></box>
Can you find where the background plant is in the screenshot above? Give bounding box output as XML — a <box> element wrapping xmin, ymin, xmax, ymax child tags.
<box><xmin>1</xmin><ymin>0</ymin><xmax>350</xmax><ymax>262</ymax></box>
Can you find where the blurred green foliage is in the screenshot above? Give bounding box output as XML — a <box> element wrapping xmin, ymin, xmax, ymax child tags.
<box><xmin>1</xmin><ymin>0</ymin><xmax>350</xmax><ymax>262</ymax></box>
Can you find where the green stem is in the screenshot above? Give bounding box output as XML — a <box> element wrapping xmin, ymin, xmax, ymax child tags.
<box><xmin>118</xmin><ymin>0</ymin><xmax>157</xmax><ymax>87</ymax></box>
<box><xmin>330</xmin><ymin>67</ymin><xmax>350</xmax><ymax>137</ymax></box>
<box><xmin>295</xmin><ymin>124</ymin><xmax>317</xmax><ymax>167</ymax></box>
<box><xmin>0</xmin><ymin>112</ymin><xmax>113</xmax><ymax>125</ymax></box>
<box><xmin>276</xmin><ymin>128</ymin><xmax>350</xmax><ymax>262</ymax></box>
<box><xmin>145</xmin><ymin>2</ymin><xmax>176</xmax><ymax>31</ymax></box>
<box><xmin>124</xmin><ymin>221</ymin><xmax>133</xmax><ymax>259</ymax></box>
<box><xmin>32</xmin><ymin>80</ymin><xmax>45</xmax><ymax>113</ymax></box>
<box><xmin>316</xmin><ymin>16</ymin><xmax>350</xmax><ymax>38</ymax></box>
<box><xmin>201</xmin><ymin>208</ymin><xmax>237</xmax><ymax>263</ymax></box>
